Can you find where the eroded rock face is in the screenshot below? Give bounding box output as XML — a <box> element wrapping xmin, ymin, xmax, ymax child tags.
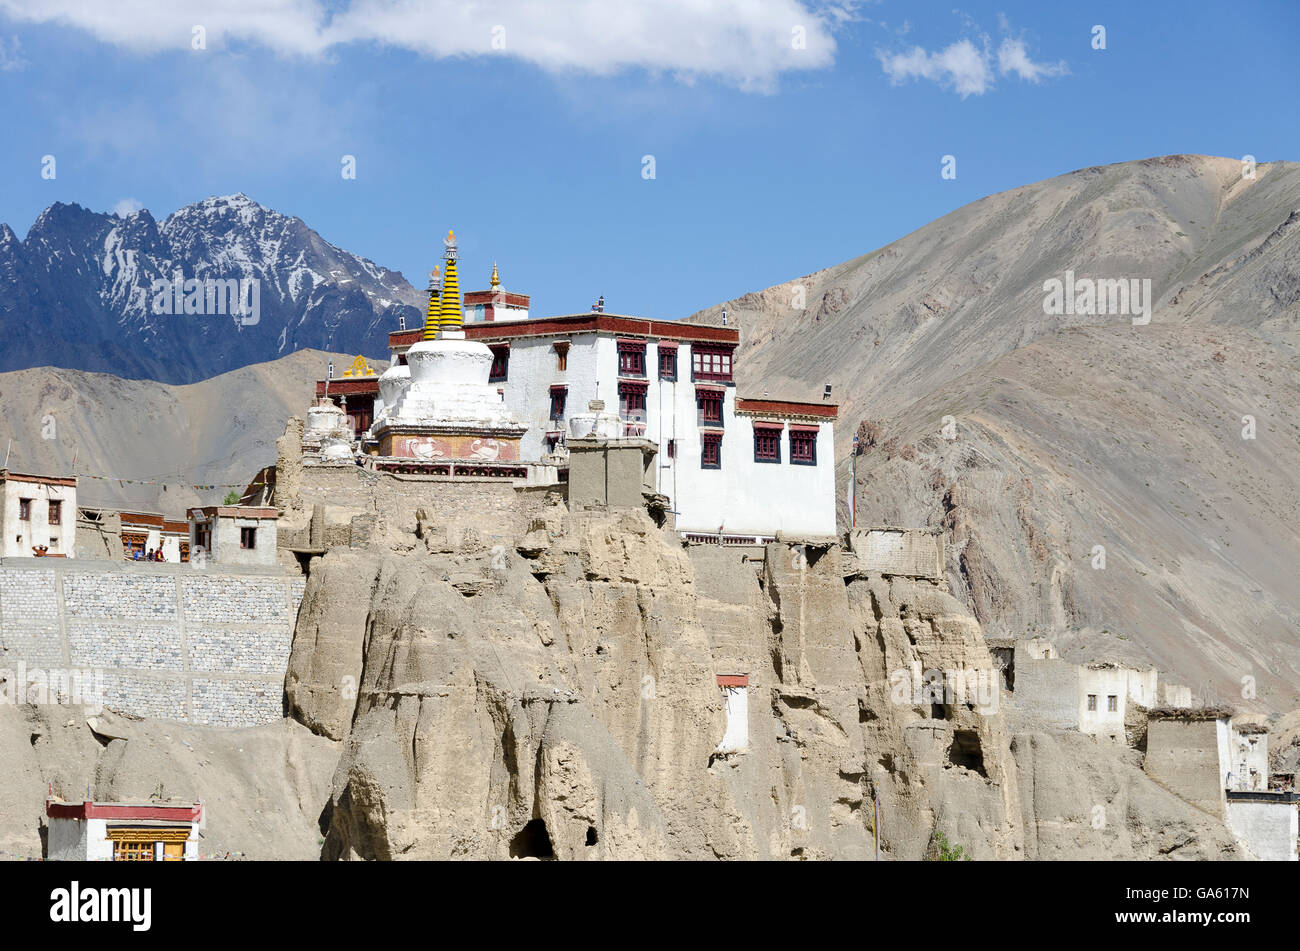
<box><xmin>304</xmin><ymin>509</ymin><xmax>1029</xmax><ymax>859</ymax></box>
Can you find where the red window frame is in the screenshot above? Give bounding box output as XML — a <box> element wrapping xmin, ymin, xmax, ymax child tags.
<box><xmin>488</xmin><ymin>344</ymin><xmax>510</xmax><ymax>383</ymax></box>
<box><xmin>692</xmin><ymin>344</ymin><xmax>734</xmax><ymax>382</ymax></box>
<box><xmin>658</xmin><ymin>344</ymin><xmax>678</xmax><ymax>381</ymax></box>
<box><xmin>549</xmin><ymin>385</ymin><xmax>567</xmax><ymax>420</ymax></box>
<box><xmin>697</xmin><ymin>389</ymin><xmax>724</xmax><ymax>427</ymax></box>
<box><xmin>618</xmin><ymin>380</ymin><xmax>648</xmax><ymax>423</ymax></box>
<box><xmin>617</xmin><ymin>340</ymin><xmax>646</xmax><ymax>377</ymax></box>
<box><xmin>701</xmin><ymin>432</ymin><xmax>722</xmax><ymax>469</ymax></box>
<box><xmin>790</xmin><ymin>427</ymin><xmax>817</xmax><ymax>465</ymax></box>
<box><xmin>754</xmin><ymin>425</ymin><xmax>782</xmax><ymax>463</ymax></box>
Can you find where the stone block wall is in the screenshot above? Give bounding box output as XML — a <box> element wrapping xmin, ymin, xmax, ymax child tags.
<box><xmin>0</xmin><ymin>559</ymin><xmax>304</xmax><ymax>727</ymax></box>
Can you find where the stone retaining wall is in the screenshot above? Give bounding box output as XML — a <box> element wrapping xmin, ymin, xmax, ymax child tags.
<box><xmin>0</xmin><ymin>559</ymin><xmax>305</xmax><ymax>727</ymax></box>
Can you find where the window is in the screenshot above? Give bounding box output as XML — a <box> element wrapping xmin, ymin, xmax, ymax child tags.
<box><xmin>618</xmin><ymin>381</ymin><xmax>647</xmax><ymax>423</ymax></box>
<box><xmin>18</xmin><ymin>498</ymin><xmax>31</xmax><ymax>521</ymax></box>
<box><xmin>1087</xmin><ymin>694</ymin><xmax>1097</xmax><ymax>711</ymax></box>
<box><xmin>553</xmin><ymin>341</ymin><xmax>569</xmax><ymax>372</ymax></box>
<box><xmin>240</xmin><ymin>526</ymin><xmax>257</xmax><ymax>550</ymax></box>
<box><xmin>194</xmin><ymin>523</ymin><xmax>211</xmax><ymax>554</ymax></box>
<box><xmin>549</xmin><ymin>386</ymin><xmax>567</xmax><ymax>421</ymax></box>
<box><xmin>715</xmin><ymin>675</ymin><xmax>749</xmax><ymax>754</ymax></box>
<box><xmin>112</xmin><ymin>839</ymin><xmax>156</xmax><ymax>862</ymax></box>
<box><xmin>754</xmin><ymin>425</ymin><xmax>782</xmax><ymax>463</ymax></box>
<box><xmin>658</xmin><ymin>345</ymin><xmax>677</xmax><ymax>380</ymax></box>
<box><xmin>790</xmin><ymin>428</ymin><xmax>818</xmax><ymax>465</ymax></box>
<box><xmin>544</xmin><ymin>433</ymin><xmax>565</xmax><ymax>454</ymax></box>
<box><xmin>49</xmin><ymin>537</ymin><xmax>58</xmax><ymax>551</ymax></box>
<box><xmin>666</xmin><ymin>439</ymin><xmax>675</xmax><ymax>459</ymax></box>
<box><xmin>692</xmin><ymin>344</ymin><xmax>734</xmax><ymax>382</ymax></box>
<box><xmin>701</xmin><ymin>432</ymin><xmax>722</xmax><ymax>469</ymax></box>
<box><xmin>488</xmin><ymin>344</ymin><xmax>510</xmax><ymax>382</ymax></box>
<box><xmin>48</xmin><ymin>500</ymin><xmax>61</xmax><ymax>525</ymax></box>
<box><xmin>697</xmin><ymin>390</ymin><xmax>723</xmax><ymax>427</ymax></box>
<box><xmin>1107</xmin><ymin>695</ymin><xmax>1118</xmax><ymax>713</ymax></box>
<box><xmin>617</xmin><ymin>341</ymin><xmax>646</xmax><ymax>377</ymax></box>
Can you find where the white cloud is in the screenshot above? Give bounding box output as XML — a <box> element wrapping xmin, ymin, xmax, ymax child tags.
<box><xmin>878</xmin><ymin>39</ymin><xmax>991</xmax><ymax>97</ymax></box>
<box><xmin>997</xmin><ymin>37</ymin><xmax>1067</xmax><ymax>83</ymax></box>
<box><xmin>0</xmin><ymin>33</ymin><xmax>25</xmax><ymax>69</ymax></box>
<box><xmin>0</xmin><ymin>0</ymin><xmax>858</xmax><ymax>91</ymax></box>
<box><xmin>877</xmin><ymin>18</ymin><xmax>1065</xmax><ymax>98</ymax></box>
<box><xmin>112</xmin><ymin>198</ymin><xmax>144</xmax><ymax>217</ymax></box>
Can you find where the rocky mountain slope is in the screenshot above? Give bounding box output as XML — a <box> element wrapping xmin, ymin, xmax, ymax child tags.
<box><xmin>0</xmin><ymin>348</ymin><xmax>372</xmax><ymax>513</ymax></box>
<box><xmin>0</xmin><ymin>195</ymin><xmax>420</xmax><ymax>383</ymax></box>
<box><xmin>685</xmin><ymin>155</ymin><xmax>1300</xmax><ymax>712</ymax></box>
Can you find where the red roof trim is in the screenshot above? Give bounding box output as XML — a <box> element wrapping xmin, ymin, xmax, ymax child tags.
<box><xmin>2</xmin><ymin>471</ymin><xmax>77</xmax><ymax>487</ymax></box>
<box><xmin>316</xmin><ymin>379</ymin><xmax>380</xmax><ymax>397</ymax></box>
<box><xmin>735</xmin><ymin>398</ymin><xmax>837</xmax><ymax>420</ymax></box>
<box><xmin>47</xmin><ymin>800</ymin><xmax>203</xmax><ymax>822</ymax></box>
<box><xmin>716</xmin><ymin>674</ymin><xmax>749</xmax><ymax>687</ymax></box>
<box><xmin>390</xmin><ymin>314</ymin><xmax>739</xmax><ymax>350</ymax></box>
<box><xmin>789</xmin><ymin>424</ymin><xmax>822</xmax><ymax>434</ymax></box>
<box><xmin>656</xmin><ymin>340</ymin><xmax>679</xmax><ymax>350</ymax></box>
<box><xmin>753</xmin><ymin>420</ymin><xmax>786</xmax><ymax>430</ymax></box>
<box><xmin>464</xmin><ymin>291</ymin><xmax>530</xmax><ymax>307</ymax></box>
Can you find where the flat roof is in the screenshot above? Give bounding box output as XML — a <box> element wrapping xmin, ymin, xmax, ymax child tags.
<box><xmin>0</xmin><ymin>469</ymin><xmax>76</xmax><ymax>487</ymax></box>
<box><xmin>735</xmin><ymin>397</ymin><xmax>838</xmax><ymax>420</ymax></box>
<box><xmin>389</xmin><ymin>312</ymin><xmax>741</xmax><ymax>349</ymax></box>
<box><xmin>194</xmin><ymin>505</ymin><xmax>279</xmax><ymax>519</ymax></box>
<box><xmin>47</xmin><ymin>799</ymin><xmax>203</xmax><ymax>822</ymax></box>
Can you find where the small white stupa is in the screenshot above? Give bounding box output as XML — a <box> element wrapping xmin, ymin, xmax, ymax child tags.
<box><xmin>303</xmin><ymin>397</ymin><xmax>354</xmax><ymax>464</ymax></box>
<box><xmin>371</xmin><ymin>230</ymin><xmax>527</xmax><ymax>462</ymax></box>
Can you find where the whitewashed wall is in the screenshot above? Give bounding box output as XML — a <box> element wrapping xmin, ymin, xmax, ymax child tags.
<box><xmin>492</xmin><ymin>334</ymin><xmax>836</xmax><ymax>538</ymax></box>
<box><xmin>1</xmin><ymin>480</ymin><xmax>76</xmax><ymax>558</ymax></box>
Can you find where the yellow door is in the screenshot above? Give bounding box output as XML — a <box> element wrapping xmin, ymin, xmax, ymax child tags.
<box><xmin>162</xmin><ymin>841</ymin><xmax>185</xmax><ymax>861</ymax></box>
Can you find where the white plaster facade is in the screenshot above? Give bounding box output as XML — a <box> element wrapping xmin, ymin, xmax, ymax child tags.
<box><xmin>187</xmin><ymin>506</ymin><xmax>279</xmax><ymax>567</ymax></box>
<box><xmin>0</xmin><ymin>471</ymin><xmax>77</xmax><ymax>558</ymax></box>
<box><xmin>388</xmin><ymin>319</ymin><xmax>838</xmax><ymax>538</ymax></box>
<box><xmin>1078</xmin><ymin>665</ymin><xmax>1128</xmax><ymax>739</ymax></box>
<box><xmin>46</xmin><ymin>802</ymin><xmax>201</xmax><ymax>861</ymax></box>
<box><xmin>1228</xmin><ymin>727</ymin><xmax>1269</xmax><ymax>792</ymax></box>
<box><xmin>1225</xmin><ymin>796</ymin><xmax>1299</xmax><ymax>860</ymax></box>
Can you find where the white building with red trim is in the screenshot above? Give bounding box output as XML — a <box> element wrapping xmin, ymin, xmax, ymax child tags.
<box><xmin>46</xmin><ymin>798</ymin><xmax>203</xmax><ymax>861</ymax></box>
<box><xmin>0</xmin><ymin>469</ymin><xmax>76</xmax><ymax>558</ymax></box>
<box><xmin>384</xmin><ymin>308</ymin><xmax>838</xmax><ymax>540</ymax></box>
<box><xmin>316</xmin><ymin>258</ymin><xmax>840</xmax><ymax>540</ymax></box>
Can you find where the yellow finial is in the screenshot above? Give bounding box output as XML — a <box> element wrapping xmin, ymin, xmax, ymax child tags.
<box><xmin>422</xmin><ymin>265</ymin><xmax>441</xmax><ymax>341</ymax></box>
<box><xmin>438</xmin><ymin>229</ymin><xmax>462</xmax><ymax>334</ymax></box>
<box><xmin>490</xmin><ymin>261</ymin><xmax>500</xmax><ymax>288</ymax></box>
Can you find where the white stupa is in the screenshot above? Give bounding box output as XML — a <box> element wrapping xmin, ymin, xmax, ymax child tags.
<box><xmin>370</xmin><ymin>230</ymin><xmax>527</xmax><ymax>462</ymax></box>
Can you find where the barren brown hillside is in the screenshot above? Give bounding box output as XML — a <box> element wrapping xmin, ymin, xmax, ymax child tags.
<box><xmin>686</xmin><ymin>155</ymin><xmax>1300</xmax><ymax>711</ymax></box>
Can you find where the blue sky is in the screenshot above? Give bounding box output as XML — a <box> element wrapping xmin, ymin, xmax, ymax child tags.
<box><xmin>0</xmin><ymin>0</ymin><xmax>1296</xmax><ymax>319</ymax></box>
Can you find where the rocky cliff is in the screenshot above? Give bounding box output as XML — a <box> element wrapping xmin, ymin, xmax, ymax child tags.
<box><xmin>284</xmin><ymin>501</ymin><xmax>1238</xmax><ymax>860</ymax></box>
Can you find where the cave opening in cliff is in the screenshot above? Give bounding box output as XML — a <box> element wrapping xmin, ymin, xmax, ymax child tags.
<box><xmin>947</xmin><ymin>729</ymin><xmax>987</xmax><ymax>777</ymax></box>
<box><xmin>585</xmin><ymin>826</ymin><xmax>598</xmax><ymax>847</ymax></box>
<box><xmin>509</xmin><ymin>818</ymin><xmax>555</xmax><ymax>859</ymax></box>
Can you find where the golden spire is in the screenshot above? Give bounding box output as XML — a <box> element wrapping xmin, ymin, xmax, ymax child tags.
<box><xmin>437</xmin><ymin>228</ymin><xmax>463</xmax><ymax>334</ymax></box>
<box><xmin>422</xmin><ymin>265</ymin><xmax>441</xmax><ymax>341</ymax></box>
<box><xmin>489</xmin><ymin>261</ymin><xmax>500</xmax><ymax>289</ymax></box>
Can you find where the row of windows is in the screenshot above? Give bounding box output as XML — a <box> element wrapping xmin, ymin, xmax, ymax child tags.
<box><xmin>17</xmin><ymin>499</ymin><xmax>61</xmax><ymax>523</ymax></box>
<box><xmin>1086</xmin><ymin>694</ymin><xmax>1120</xmax><ymax>712</ymax></box>
<box><xmin>700</xmin><ymin>429</ymin><xmax>817</xmax><ymax>469</ymax></box>
<box><xmin>487</xmin><ymin>340</ymin><xmax>735</xmax><ymax>385</ymax></box>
